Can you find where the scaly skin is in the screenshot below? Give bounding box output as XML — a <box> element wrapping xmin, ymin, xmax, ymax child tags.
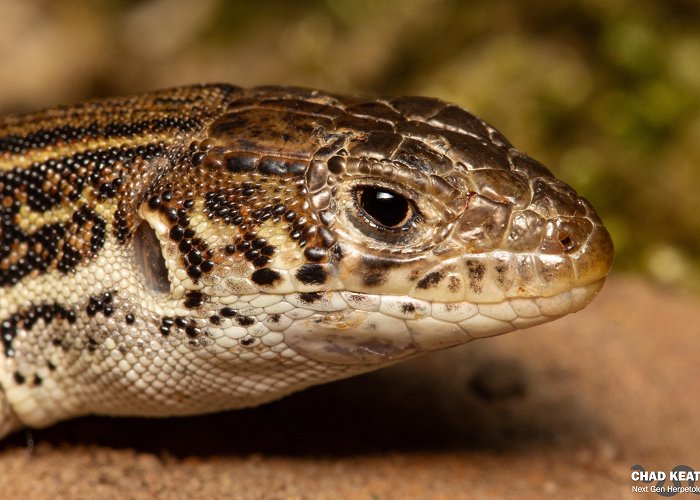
<box><xmin>0</xmin><ymin>84</ymin><xmax>614</xmax><ymax>438</ymax></box>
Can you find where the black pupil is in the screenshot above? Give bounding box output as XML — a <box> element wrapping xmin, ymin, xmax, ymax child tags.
<box><xmin>359</xmin><ymin>187</ymin><xmax>410</xmax><ymax>227</ymax></box>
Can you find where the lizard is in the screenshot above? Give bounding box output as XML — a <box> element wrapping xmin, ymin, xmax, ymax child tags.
<box><xmin>0</xmin><ymin>84</ymin><xmax>614</xmax><ymax>439</ymax></box>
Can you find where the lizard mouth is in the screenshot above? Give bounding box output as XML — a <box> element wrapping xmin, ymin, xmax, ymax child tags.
<box><xmin>281</xmin><ymin>278</ymin><xmax>606</xmax><ymax>366</ymax></box>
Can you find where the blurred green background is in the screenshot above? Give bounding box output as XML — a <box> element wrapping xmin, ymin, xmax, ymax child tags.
<box><xmin>1</xmin><ymin>0</ymin><xmax>698</xmax><ymax>292</ymax></box>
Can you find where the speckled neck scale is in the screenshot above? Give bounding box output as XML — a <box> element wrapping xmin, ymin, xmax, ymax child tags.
<box><xmin>0</xmin><ymin>84</ymin><xmax>613</xmax><ymax>437</ymax></box>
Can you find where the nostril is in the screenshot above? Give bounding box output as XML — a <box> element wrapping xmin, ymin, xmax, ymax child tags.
<box><xmin>558</xmin><ymin>231</ymin><xmax>576</xmax><ymax>252</ymax></box>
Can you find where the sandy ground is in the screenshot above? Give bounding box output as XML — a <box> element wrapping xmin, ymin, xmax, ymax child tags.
<box><xmin>0</xmin><ymin>274</ymin><xmax>698</xmax><ymax>499</ymax></box>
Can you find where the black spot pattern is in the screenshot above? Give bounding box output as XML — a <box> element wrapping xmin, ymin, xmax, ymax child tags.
<box><xmin>416</xmin><ymin>271</ymin><xmax>444</xmax><ymax>290</ymax></box>
<box><xmin>295</xmin><ymin>264</ymin><xmax>327</xmax><ymax>285</ymax></box>
<box><xmin>1</xmin><ymin>302</ymin><xmax>74</xmax><ymax>356</ymax></box>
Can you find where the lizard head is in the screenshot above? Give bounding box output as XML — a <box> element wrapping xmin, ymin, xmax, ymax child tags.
<box><xmin>134</xmin><ymin>87</ymin><xmax>614</xmax><ymax>378</ymax></box>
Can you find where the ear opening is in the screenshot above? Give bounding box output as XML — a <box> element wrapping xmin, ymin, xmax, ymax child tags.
<box><xmin>133</xmin><ymin>220</ymin><xmax>171</xmax><ymax>294</ymax></box>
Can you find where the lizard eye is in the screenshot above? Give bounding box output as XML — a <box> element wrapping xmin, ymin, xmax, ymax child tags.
<box><xmin>355</xmin><ymin>186</ymin><xmax>415</xmax><ymax>229</ymax></box>
<box><xmin>133</xmin><ymin>221</ymin><xmax>170</xmax><ymax>294</ymax></box>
